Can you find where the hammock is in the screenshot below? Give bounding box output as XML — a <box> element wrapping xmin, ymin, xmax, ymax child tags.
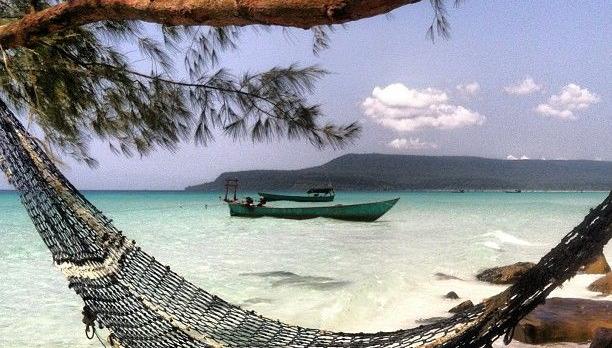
<box><xmin>0</xmin><ymin>100</ymin><xmax>610</xmax><ymax>348</ymax></box>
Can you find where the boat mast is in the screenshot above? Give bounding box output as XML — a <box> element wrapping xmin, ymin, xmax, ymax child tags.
<box><xmin>224</xmin><ymin>178</ymin><xmax>239</xmax><ymax>202</ymax></box>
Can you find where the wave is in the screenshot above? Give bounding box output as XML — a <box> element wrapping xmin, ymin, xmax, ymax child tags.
<box><xmin>241</xmin><ymin>271</ymin><xmax>351</xmax><ymax>291</ymax></box>
<box><xmin>482</xmin><ymin>241</ymin><xmax>504</xmax><ymax>251</ymax></box>
<box><xmin>483</xmin><ymin>230</ymin><xmax>534</xmax><ymax>246</ymax></box>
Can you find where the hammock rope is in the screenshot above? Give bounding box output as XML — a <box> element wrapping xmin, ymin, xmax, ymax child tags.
<box><xmin>0</xmin><ymin>99</ymin><xmax>610</xmax><ymax>347</ymax></box>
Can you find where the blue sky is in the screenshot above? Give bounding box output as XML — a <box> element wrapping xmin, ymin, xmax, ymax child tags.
<box><xmin>2</xmin><ymin>1</ymin><xmax>610</xmax><ymax>190</ymax></box>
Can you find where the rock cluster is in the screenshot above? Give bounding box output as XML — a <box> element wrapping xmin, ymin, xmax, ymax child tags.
<box><xmin>588</xmin><ymin>273</ymin><xmax>612</xmax><ymax>295</ymax></box>
<box><xmin>476</xmin><ymin>254</ymin><xmax>612</xmax><ymax>346</ymax></box>
<box><xmin>448</xmin><ymin>300</ymin><xmax>473</xmax><ymax>314</ymax></box>
<box><xmin>582</xmin><ymin>252</ymin><xmax>611</xmax><ymax>274</ymax></box>
<box><xmin>476</xmin><ymin>262</ymin><xmax>535</xmax><ymax>284</ymax></box>
<box><xmin>513</xmin><ymin>298</ymin><xmax>612</xmax><ymax>344</ymax></box>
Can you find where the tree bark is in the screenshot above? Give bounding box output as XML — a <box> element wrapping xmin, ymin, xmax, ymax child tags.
<box><xmin>0</xmin><ymin>0</ymin><xmax>422</xmax><ymax>49</ymax></box>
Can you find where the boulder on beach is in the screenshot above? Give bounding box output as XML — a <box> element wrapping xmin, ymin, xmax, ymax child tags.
<box><xmin>513</xmin><ymin>298</ymin><xmax>612</xmax><ymax>345</ymax></box>
<box><xmin>581</xmin><ymin>252</ymin><xmax>611</xmax><ymax>274</ymax></box>
<box><xmin>448</xmin><ymin>300</ymin><xmax>473</xmax><ymax>313</ymax></box>
<box><xmin>444</xmin><ymin>291</ymin><xmax>460</xmax><ymax>299</ymax></box>
<box><xmin>415</xmin><ymin>317</ymin><xmax>446</xmax><ymax>325</ymax></box>
<box><xmin>590</xmin><ymin>327</ymin><xmax>612</xmax><ymax>348</ymax></box>
<box><xmin>434</xmin><ymin>272</ymin><xmax>463</xmax><ymax>281</ymax></box>
<box><xmin>476</xmin><ymin>262</ymin><xmax>535</xmax><ymax>284</ymax></box>
<box><xmin>588</xmin><ymin>273</ymin><xmax>612</xmax><ymax>295</ymax></box>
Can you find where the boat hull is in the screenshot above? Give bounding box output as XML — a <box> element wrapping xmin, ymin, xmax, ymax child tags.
<box><xmin>258</xmin><ymin>192</ymin><xmax>334</xmax><ymax>202</ymax></box>
<box><xmin>228</xmin><ymin>198</ymin><xmax>399</xmax><ymax>222</ymax></box>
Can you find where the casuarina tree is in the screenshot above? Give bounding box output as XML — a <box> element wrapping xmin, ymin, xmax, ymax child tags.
<box><xmin>0</xmin><ymin>0</ymin><xmax>455</xmax><ymax>164</ymax></box>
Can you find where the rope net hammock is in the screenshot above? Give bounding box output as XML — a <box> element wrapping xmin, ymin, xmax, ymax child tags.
<box><xmin>0</xmin><ymin>100</ymin><xmax>610</xmax><ymax>348</ymax></box>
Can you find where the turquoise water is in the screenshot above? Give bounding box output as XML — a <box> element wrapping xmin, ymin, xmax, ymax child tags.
<box><xmin>0</xmin><ymin>191</ymin><xmax>610</xmax><ymax>347</ymax></box>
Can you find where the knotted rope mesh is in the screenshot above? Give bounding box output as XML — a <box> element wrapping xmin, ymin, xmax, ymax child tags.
<box><xmin>0</xmin><ymin>100</ymin><xmax>610</xmax><ymax>347</ymax></box>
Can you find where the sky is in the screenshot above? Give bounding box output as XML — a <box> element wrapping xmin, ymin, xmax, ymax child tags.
<box><xmin>1</xmin><ymin>1</ymin><xmax>611</xmax><ymax>190</ymax></box>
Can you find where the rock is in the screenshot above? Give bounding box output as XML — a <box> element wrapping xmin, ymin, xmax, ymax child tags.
<box><xmin>448</xmin><ymin>300</ymin><xmax>473</xmax><ymax>313</ymax></box>
<box><xmin>513</xmin><ymin>298</ymin><xmax>612</xmax><ymax>345</ymax></box>
<box><xmin>415</xmin><ymin>317</ymin><xmax>447</xmax><ymax>325</ymax></box>
<box><xmin>444</xmin><ymin>291</ymin><xmax>460</xmax><ymax>299</ymax></box>
<box><xmin>588</xmin><ymin>273</ymin><xmax>612</xmax><ymax>295</ymax></box>
<box><xmin>242</xmin><ymin>298</ymin><xmax>273</xmax><ymax>305</ymax></box>
<box><xmin>590</xmin><ymin>327</ymin><xmax>612</xmax><ymax>348</ymax></box>
<box><xmin>434</xmin><ymin>272</ymin><xmax>463</xmax><ymax>281</ymax></box>
<box><xmin>582</xmin><ymin>253</ymin><xmax>611</xmax><ymax>274</ymax></box>
<box><xmin>476</xmin><ymin>262</ymin><xmax>535</xmax><ymax>284</ymax></box>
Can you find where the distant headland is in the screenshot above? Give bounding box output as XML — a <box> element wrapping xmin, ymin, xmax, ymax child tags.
<box><xmin>185</xmin><ymin>154</ymin><xmax>612</xmax><ymax>192</ymax></box>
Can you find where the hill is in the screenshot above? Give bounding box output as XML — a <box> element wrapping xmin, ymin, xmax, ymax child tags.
<box><xmin>185</xmin><ymin>154</ymin><xmax>612</xmax><ymax>192</ymax></box>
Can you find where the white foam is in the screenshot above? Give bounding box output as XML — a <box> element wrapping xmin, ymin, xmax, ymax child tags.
<box><xmin>2</xmin><ymin>191</ymin><xmax>611</xmax><ymax>347</ymax></box>
<box><xmin>482</xmin><ymin>241</ymin><xmax>504</xmax><ymax>251</ymax></box>
<box><xmin>483</xmin><ymin>230</ymin><xmax>534</xmax><ymax>246</ymax></box>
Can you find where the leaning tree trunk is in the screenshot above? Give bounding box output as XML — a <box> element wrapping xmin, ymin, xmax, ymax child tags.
<box><xmin>0</xmin><ymin>0</ymin><xmax>422</xmax><ymax>48</ymax></box>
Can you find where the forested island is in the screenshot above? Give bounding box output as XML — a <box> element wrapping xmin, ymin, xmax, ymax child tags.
<box><xmin>186</xmin><ymin>154</ymin><xmax>612</xmax><ymax>192</ymax></box>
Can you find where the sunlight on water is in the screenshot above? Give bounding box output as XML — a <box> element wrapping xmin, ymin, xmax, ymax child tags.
<box><xmin>0</xmin><ymin>191</ymin><xmax>609</xmax><ymax>347</ymax></box>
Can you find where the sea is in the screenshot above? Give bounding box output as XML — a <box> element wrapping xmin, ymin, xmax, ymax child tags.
<box><xmin>0</xmin><ymin>191</ymin><xmax>610</xmax><ymax>347</ymax></box>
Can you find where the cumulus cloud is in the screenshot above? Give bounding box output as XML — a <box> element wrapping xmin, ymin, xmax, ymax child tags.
<box><xmin>535</xmin><ymin>84</ymin><xmax>600</xmax><ymax>120</ymax></box>
<box><xmin>506</xmin><ymin>155</ymin><xmax>530</xmax><ymax>160</ymax></box>
<box><xmin>504</xmin><ymin>77</ymin><xmax>542</xmax><ymax>95</ymax></box>
<box><xmin>456</xmin><ymin>82</ymin><xmax>480</xmax><ymax>95</ymax></box>
<box><xmin>362</xmin><ymin>83</ymin><xmax>484</xmax><ymax>132</ymax></box>
<box><xmin>387</xmin><ymin>137</ymin><xmax>438</xmax><ymax>150</ymax></box>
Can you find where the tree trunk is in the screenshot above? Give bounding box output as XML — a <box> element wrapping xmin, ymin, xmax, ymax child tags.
<box><xmin>0</xmin><ymin>0</ymin><xmax>422</xmax><ymax>49</ymax></box>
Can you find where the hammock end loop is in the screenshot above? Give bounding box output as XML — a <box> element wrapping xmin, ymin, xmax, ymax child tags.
<box><xmin>503</xmin><ymin>325</ymin><xmax>515</xmax><ymax>345</ymax></box>
<box><xmin>82</xmin><ymin>305</ymin><xmax>97</xmax><ymax>340</ymax></box>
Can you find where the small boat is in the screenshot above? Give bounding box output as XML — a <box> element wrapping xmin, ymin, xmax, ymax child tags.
<box><xmin>228</xmin><ymin>198</ymin><xmax>399</xmax><ymax>222</ymax></box>
<box><xmin>258</xmin><ymin>187</ymin><xmax>335</xmax><ymax>202</ymax></box>
<box><xmin>505</xmin><ymin>189</ymin><xmax>522</xmax><ymax>193</ymax></box>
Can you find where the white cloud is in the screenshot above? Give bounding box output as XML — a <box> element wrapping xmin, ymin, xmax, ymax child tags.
<box><xmin>506</xmin><ymin>155</ymin><xmax>530</xmax><ymax>160</ymax></box>
<box><xmin>387</xmin><ymin>137</ymin><xmax>438</xmax><ymax>150</ymax></box>
<box><xmin>535</xmin><ymin>84</ymin><xmax>600</xmax><ymax>120</ymax></box>
<box><xmin>362</xmin><ymin>83</ymin><xmax>484</xmax><ymax>132</ymax></box>
<box><xmin>456</xmin><ymin>82</ymin><xmax>480</xmax><ymax>95</ymax></box>
<box><xmin>504</xmin><ymin>77</ymin><xmax>542</xmax><ymax>95</ymax></box>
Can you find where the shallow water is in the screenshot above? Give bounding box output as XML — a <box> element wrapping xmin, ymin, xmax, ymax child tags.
<box><xmin>0</xmin><ymin>191</ymin><xmax>610</xmax><ymax>347</ymax></box>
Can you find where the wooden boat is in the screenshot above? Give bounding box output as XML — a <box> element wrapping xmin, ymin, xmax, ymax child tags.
<box><xmin>258</xmin><ymin>187</ymin><xmax>335</xmax><ymax>202</ymax></box>
<box><xmin>228</xmin><ymin>198</ymin><xmax>399</xmax><ymax>222</ymax></box>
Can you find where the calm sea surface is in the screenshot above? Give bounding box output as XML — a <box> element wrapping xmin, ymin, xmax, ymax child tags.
<box><xmin>0</xmin><ymin>191</ymin><xmax>610</xmax><ymax>347</ymax></box>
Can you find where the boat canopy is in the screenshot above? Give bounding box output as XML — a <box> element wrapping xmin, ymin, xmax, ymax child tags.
<box><xmin>307</xmin><ymin>187</ymin><xmax>334</xmax><ymax>194</ymax></box>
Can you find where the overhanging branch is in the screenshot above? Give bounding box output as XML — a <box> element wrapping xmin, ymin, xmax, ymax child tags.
<box><xmin>0</xmin><ymin>0</ymin><xmax>422</xmax><ymax>49</ymax></box>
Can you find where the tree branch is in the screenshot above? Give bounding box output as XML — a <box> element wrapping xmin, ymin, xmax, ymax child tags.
<box><xmin>32</xmin><ymin>40</ymin><xmax>300</xmax><ymax>111</ymax></box>
<box><xmin>0</xmin><ymin>0</ymin><xmax>423</xmax><ymax>49</ymax></box>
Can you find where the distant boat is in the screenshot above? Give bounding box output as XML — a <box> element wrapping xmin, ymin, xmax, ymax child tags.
<box><xmin>228</xmin><ymin>198</ymin><xmax>399</xmax><ymax>222</ymax></box>
<box><xmin>258</xmin><ymin>187</ymin><xmax>335</xmax><ymax>202</ymax></box>
<box><xmin>452</xmin><ymin>189</ymin><xmax>466</xmax><ymax>193</ymax></box>
<box><xmin>505</xmin><ymin>189</ymin><xmax>522</xmax><ymax>193</ymax></box>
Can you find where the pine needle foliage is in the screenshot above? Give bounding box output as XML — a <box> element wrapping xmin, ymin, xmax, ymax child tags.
<box><xmin>0</xmin><ymin>1</ymin><xmax>360</xmax><ymax>165</ymax></box>
<box><xmin>0</xmin><ymin>0</ymin><xmax>459</xmax><ymax>165</ymax></box>
<box><xmin>427</xmin><ymin>0</ymin><xmax>462</xmax><ymax>42</ymax></box>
